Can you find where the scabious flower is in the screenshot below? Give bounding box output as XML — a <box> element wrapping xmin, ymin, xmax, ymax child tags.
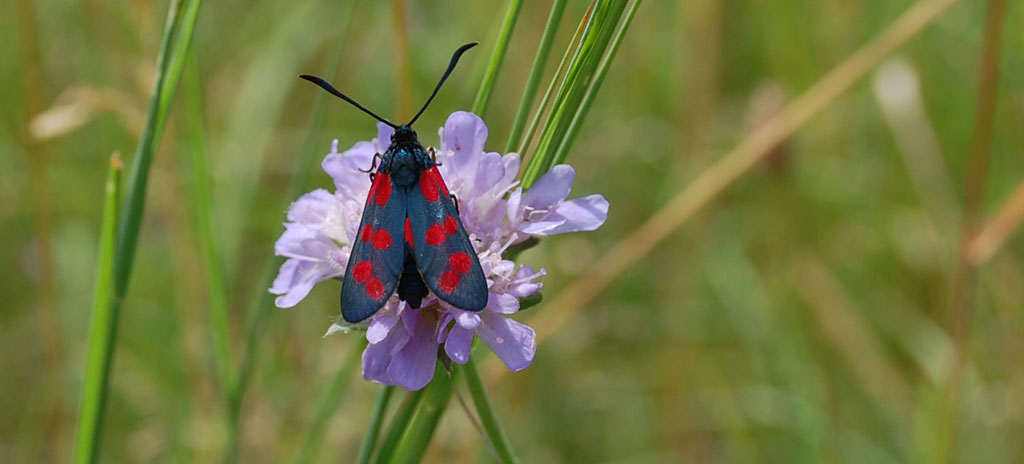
<box><xmin>271</xmin><ymin>112</ymin><xmax>608</xmax><ymax>390</ymax></box>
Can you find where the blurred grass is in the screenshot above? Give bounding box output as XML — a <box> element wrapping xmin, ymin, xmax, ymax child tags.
<box><xmin>4</xmin><ymin>0</ymin><xmax>1024</xmax><ymax>463</ymax></box>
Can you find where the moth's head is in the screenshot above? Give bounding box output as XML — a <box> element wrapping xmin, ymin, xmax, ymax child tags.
<box><xmin>391</xmin><ymin>125</ymin><xmax>418</xmax><ymax>144</ymax></box>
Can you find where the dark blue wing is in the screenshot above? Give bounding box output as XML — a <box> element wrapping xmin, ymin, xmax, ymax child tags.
<box><xmin>407</xmin><ymin>166</ymin><xmax>488</xmax><ymax>311</ymax></box>
<box><xmin>341</xmin><ymin>172</ymin><xmax>406</xmax><ymax>322</ymax></box>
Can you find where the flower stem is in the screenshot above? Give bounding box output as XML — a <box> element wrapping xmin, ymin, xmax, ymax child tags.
<box><xmin>387</xmin><ymin>365</ymin><xmax>460</xmax><ymax>464</ymax></box>
<box><xmin>472</xmin><ymin>0</ymin><xmax>523</xmax><ymax>116</ymax></box>
<box><xmin>371</xmin><ymin>389</ymin><xmax>426</xmax><ymax>464</ymax></box>
<box><xmin>463</xmin><ymin>357</ymin><xmax>518</xmax><ymax>464</ymax></box>
<box><xmin>356</xmin><ymin>385</ymin><xmax>395</xmax><ymax>464</ymax></box>
<box><xmin>73</xmin><ymin>154</ymin><xmax>122</xmax><ymax>464</ymax></box>
<box><xmin>292</xmin><ymin>337</ymin><xmax>367</xmax><ymax>464</ymax></box>
<box><xmin>505</xmin><ymin>0</ymin><xmax>567</xmax><ymax>153</ymax></box>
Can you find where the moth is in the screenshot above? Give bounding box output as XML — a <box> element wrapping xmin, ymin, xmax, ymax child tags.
<box><xmin>300</xmin><ymin>43</ymin><xmax>487</xmax><ymax>323</ymax></box>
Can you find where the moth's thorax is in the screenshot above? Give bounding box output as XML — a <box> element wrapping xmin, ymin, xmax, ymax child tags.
<box><xmin>380</xmin><ymin>125</ymin><xmax>434</xmax><ymax>189</ymax></box>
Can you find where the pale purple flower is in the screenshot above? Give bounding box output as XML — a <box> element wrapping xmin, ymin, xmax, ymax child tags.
<box><xmin>271</xmin><ymin>112</ymin><xmax>608</xmax><ymax>390</ymax></box>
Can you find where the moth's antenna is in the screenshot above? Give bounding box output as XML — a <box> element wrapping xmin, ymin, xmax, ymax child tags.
<box><xmin>407</xmin><ymin>42</ymin><xmax>478</xmax><ymax>126</ymax></box>
<box><xmin>299</xmin><ymin>74</ymin><xmax>398</xmax><ymax>128</ymax></box>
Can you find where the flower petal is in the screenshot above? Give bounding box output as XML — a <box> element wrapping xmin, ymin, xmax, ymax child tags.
<box><xmin>362</xmin><ymin>327</ymin><xmax>407</xmax><ymax>385</ymax></box>
<box><xmin>444</xmin><ymin>112</ymin><xmax>488</xmax><ymax>182</ymax></box>
<box><xmin>522</xmin><ymin>164</ymin><xmax>574</xmax><ymax>209</ymax></box>
<box><xmin>488</xmin><ymin>292</ymin><xmax>520</xmax><ymax>314</ymax></box>
<box><xmin>477</xmin><ymin>313</ymin><xmax>536</xmax><ymax>371</ymax></box>
<box><xmin>375</xmin><ymin>122</ymin><xmax>395</xmax><ymax>152</ymax></box>
<box><xmin>444</xmin><ymin>325</ymin><xmax>475</xmax><ymax>364</ymax></box>
<box><xmin>367</xmin><ymin>311</ymin><xmax>400</xmax><ymax>344</ymax></box>
<box><xmin>535</xmin><ymin>194</ymin><xmax>609</xmax><ymax>235</ymax></box>
<box><xmin>387</xmin><ymin>314</ymin><xmax>439</xmax><ymax>390</ymax></box>
<box><xmin>323</xmin><ymin>142</ymin><xmax>374</xmax><ymax>199</ymax></box>
<box><xmin>271</xmin><ymin>259</ymin><xmax>342</xmax><ymax>308</ymax></box>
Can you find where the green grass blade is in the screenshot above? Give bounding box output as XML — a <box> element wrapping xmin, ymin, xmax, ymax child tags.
<box><xmin>356</xmin><ymin>385</ymin><xmax>396</xmax><ymax>464</ymax></box>
<box><xmin>182</xmin><ymin>46</ymin><xmax>238</xmax><ymax>422</ymax></box>
<box><xmin>292</xmin><ymin>337</ymin><xmax>367</xmax><ymax>464</ymax></box>
<box><xmin>371</xmin><ymin>389</ymin><xmax>426</xmax><ymax>464</ymax></box>
<box><xmin>387</xmin><ymin>366</ymin><xmax>459</xmax><ymax>464</ymax></box>
<box><xmin>528</xmin><ymin>0</ymin><xmax>626</xmax><ymax>180</ymax></box>
<box><xmin>112</xmin><ymin>0</ymin><xmax>183</xmax><ymax>297</ymax></box>
<box><xmin>518</xmin><ymin>2</ymin><xmax>595</xmax><ymax>187</ymax></box>
<box><xmin>472</xmin><ymin>0</ymin><xmax>523</xmax><ymax>116</ymax></box>
<box><xmin>504</xmin><ymin>0</ymin><xmax>567</xmax><ymax>153</ymax></box>
<box><xmin>73</xmin><ymin>154</ymin><xmax>122</xmax><ymax>464</ymax></box>
<box><xmin>463</xmin><ymin>357</ymin><xmax>518</xmax><ymax>464</ymax></box>
<box><xmin>552</xmin><ymin>0</ymin><xmax>643</xmax><ymax>165</ymax></box>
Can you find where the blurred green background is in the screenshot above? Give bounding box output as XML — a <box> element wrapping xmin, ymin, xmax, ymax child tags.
<box><xmin>4</xmin><ymin>0</ymin><xmax>1024</xmax><ymax>462</ymax></box>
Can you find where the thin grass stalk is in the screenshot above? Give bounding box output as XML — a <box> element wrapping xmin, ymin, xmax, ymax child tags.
<box><xmin>388</xmin><ymin>366</ymin><xmax>460</xmax><ymax>464</ymax></box>
<box><xmin>947</xmin><ymin>0</ymin><xmax>1007</xmax><ymax>354</ymax></box>
<box><xmin>552</xmin><ymin>0</ymin><xmax>642</xmax><ymax>166</ymax></box>
<box><xmin>112</xmin><ymin>0</ymin><xmax>182</xmax><ymax>298</ymax></box>
<box><xmin>183</xmin><ymin>46</ymin><xmax>237</xmax><ymax>423</ymax></box>
<box><xmin>292</xmin><ymin>337</ymin><xmax>367</xmax><ymax>464</ymax></box>
<box><xmin>462</xmin><ymin>357</ymin><xmax>517</xmax><ymax>464</ymax></box>
<box><xmin>73</xmin><ymin>154</ymin><xmax>122</xmax><ymax>464</ymax></box>
<box><xmin>505</xmin><ymin>0</ymin><xmax>567</xmax><ymax>153</ymax></box>
<box><xmin>526</xmin><ymin>0</ymin><xmax>625</xmax><ymax>182</ymax></box>
<box><xmin>229</xmin><ymin>0</ymin><xmax>356</xmax><ymax>456</ymax></box>
<box><xmin>516</xmin><ymin>2</ymin><xmax>593</xmax><ymax>164</ymax></box>
<box><xmin>371</xmin><ymin>390</ymin><xmax>426</xmax><ymax>464</ymax></box>
<box><xmin>356</xmin><ymin>386</ymin><xmax>396</xmax><ymax>464</ymax></box>
<box><xmin>519</xmin><ymin>1</ymin><xmax>598</xmax><ymax>187</ymax></box>
<box><xmin>156</xmin><ymin>0</ymin><xmax>204</xmax><ymax>136</ymax></box>
<box><xmin>967</xmin><ymin>178</ymin><xmax>1024</xmax><ymax>265</ymax></box>
<box><xmin>472</xmin><ymin>0</ymin><xmax>523</xmax><ymax>116</ymax></box>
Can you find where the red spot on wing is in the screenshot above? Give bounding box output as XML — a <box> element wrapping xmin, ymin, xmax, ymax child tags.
<box><xmin>449</xmin><ymin>252</ymin><xmax>472</xmax><ymax>274</ymax></box>
<box><xmin>352</xmin><ymin>261</ymin><xmax>372</xmax><ymax>283</ymax></box>
<box><xmin>361</xmin><ymin>225</ymin><xmax>372</xmax><ymax>242</ymax></box>
<box><xmin>429</xmin><ymin>168</ymin><xmax>450</xmax><ymax>198</ymax></box>
<box><xmin>439</xmin><ymin>270</ymin><xmax>460</xmax><ymax>293</ymax></box>
<box><xmin>404</xmin><ymin>218</ymin><xmax>414</xmax><ymax>246</ymax></box>
<box><xmin>372</xmin><ymin>229</ymin><xmax>392</xmax><ymax>250</ymax></box>
<box><xmin>444</xmin><ymin>216</ymin><xmax>459</xmax><ymax>235</ymax></box>
<box><xmin>426</xmin><ymin>224</ymin><xmax>446</xmax><ymax>246</ymax></box>
<box><xmin>365</xmin><ymin>277</ymin><xmax>384</xmax><ymax>300</ymax></box>
<box><xmin>374</xmin><ymin>173</ymin><xmax>391</xmax><ymax>206</ymax></box>
<box><xmin>420</xmin><ymin>170</ymin><xmax>439</xmax><ymax>202</ymax></box>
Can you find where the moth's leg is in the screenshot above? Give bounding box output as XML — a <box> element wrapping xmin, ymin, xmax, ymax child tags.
<box><xmin>451</xmin><ymin>194</ymin><xmax>460</xmax><ymax>215</ymax></box>
<box><xmin>429</xmin><ymin>147</ymin><xmax>441</xmax><ymax>165</ymax></box>
<box><xmin>360</xmin><ymin>153</ymin><xmax>383</xmax><ymax>180</ymax></box>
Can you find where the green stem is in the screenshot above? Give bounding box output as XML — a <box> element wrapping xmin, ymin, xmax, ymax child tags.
<box><xmin>292</xmin><ymin>338</ymin><xmax>367</xmax><ymax>464</ymax></box>
<box><xmin>552</xmin><ymin>0</ymin><xmax>643</xmax><ymax>166</ymax></box>
<box><xmin>356</xmin><ymin>385</ymin><xmax>396</xmax><ymax>464</ymax></box>
<box><xmin>388</xmin><ymin>366</ymin><xmax>460</xmax><ymax>464</ymax></box>
<box><xmin>505</xmin><ymin>0</ymin><xmax>567</xmax><ymax>153</ymax></box>
<box><xmin>372</xmin><ymin>389</ymin><xmax>426</xmax><ymax>464</ymax></box>
<box><xmin>463</xmin><ymin>357</ymin><xmax>518</xmax><ymax>464</ymax></box>
<box><xmin>73</xmin><ymin>154</ymin><xmax>122</xmax><ymax>464</ymax></box>
<box><xmin>472</xmin><ymin>0</ymin><xmax>523</xmax><ymax>116</ymax></box>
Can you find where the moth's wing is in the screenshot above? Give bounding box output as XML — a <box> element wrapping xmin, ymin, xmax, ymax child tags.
<box><xmin>340</xmin><ymin>173</ymin><xmax>407</xmax><ymax>322</ymax></box>
<box><xmin>407</xmin><ymin>166</ymin><xmax>488</xmax><ymax>311</ymax></box>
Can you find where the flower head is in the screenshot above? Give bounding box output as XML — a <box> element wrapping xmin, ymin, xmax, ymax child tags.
<box><xmin>271</xmin><ymin>112</ymin><xmax>608</xmax><ymax>390</ymax></box>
